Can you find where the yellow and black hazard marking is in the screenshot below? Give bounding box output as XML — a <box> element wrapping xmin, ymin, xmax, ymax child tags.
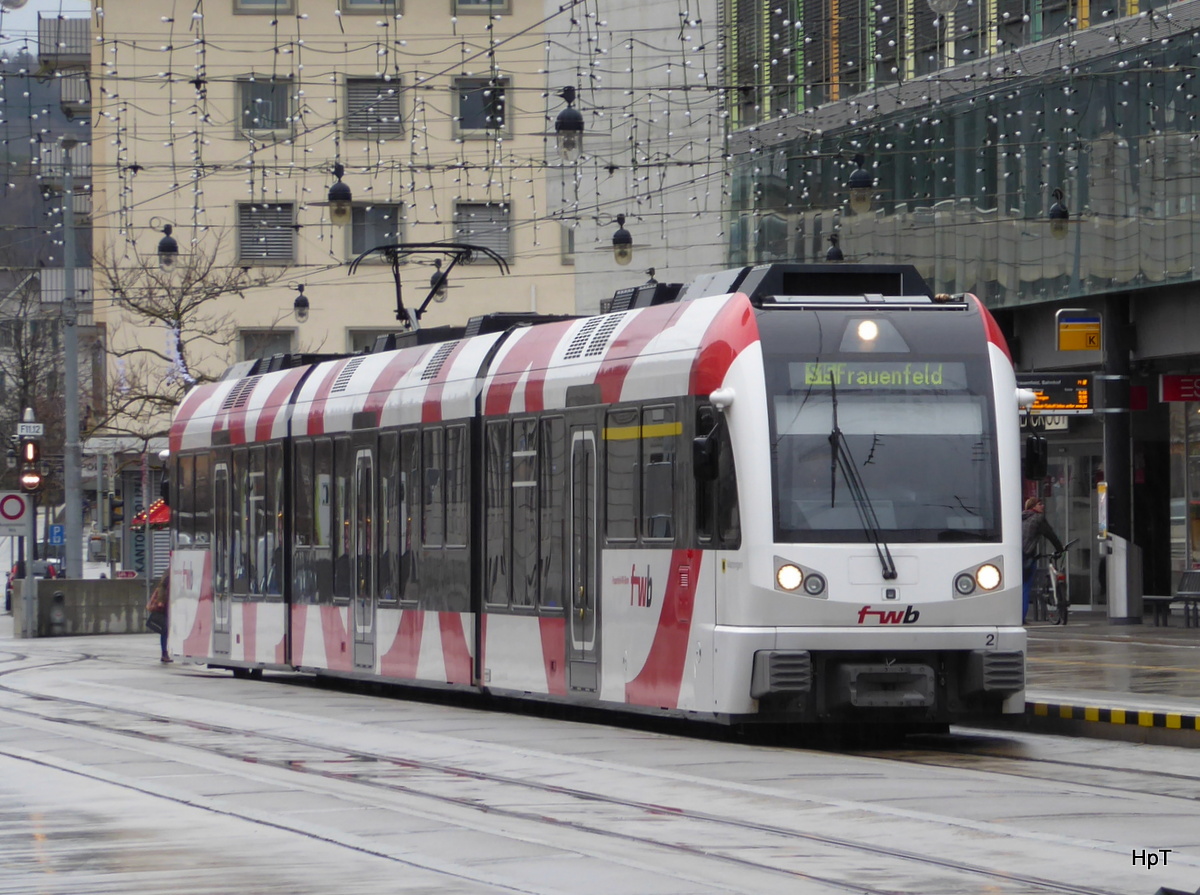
<box><xmin>1029</xmin><ymin>702</ymin><xmax>1200</xmax><ymax>731</ymax></box>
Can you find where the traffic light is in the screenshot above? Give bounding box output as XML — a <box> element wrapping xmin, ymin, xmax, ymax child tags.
<box><xmin>18</xmin><ymin>438</ymin><xmax>42</xmax><ymax>492</ymax></box>
<box><xmin>108</xmin><ymin>494</ymin><xmax>124</xmax><ymax>527</ymax></box>
<box><xmin>19</xmin><ymin>464</ymin><xmax>43</xmax><ymax>492</ymax></box>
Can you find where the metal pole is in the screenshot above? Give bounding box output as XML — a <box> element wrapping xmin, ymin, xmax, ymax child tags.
<box><xmin>23</xmin><ymin>493</ymin><xmax>36</xmax><ymax>638</ymax></box>
<box><xmin>143</xmin><ymin>450</ymin><xmax>152</xmax><ymax>606</ymax></box>
<box><xmin>62</xmin><ymin>138</ymin><xmax>82</xmax><ymax>579</ymax></box>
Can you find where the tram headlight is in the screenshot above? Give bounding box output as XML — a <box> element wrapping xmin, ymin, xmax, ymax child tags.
<box><xmin>975</xmin><ymin>563</ymin><xmax>1002</xmax><ymax>591</ymax></box>
<box><xmin>776</xmin><ymin>564</ymin><xmax>804</xmax><ymax>591</ymax></box>
<box><xmin>954</xmin><ymin>573</ymin><xmax>976</xmax><ymax>596</ymax></box>
<box><xmin>803</xmin><ymin>573</ymin><xmax>826</xmax><ymax>596</ymax></box>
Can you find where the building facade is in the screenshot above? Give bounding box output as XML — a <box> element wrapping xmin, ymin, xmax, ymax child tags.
<box><xmin>726</xmin><ymin>0</ymin><xmax>1200</xmax><ymax>605</ymax></box>
<box><xmin>89</xmin><ymin>0</ymin><xmax>594</xmax><ymax>435</ymax></box>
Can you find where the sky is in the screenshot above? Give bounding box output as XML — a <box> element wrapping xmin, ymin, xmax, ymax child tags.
<box><xmin>0</xmin><ymin>0</ymin><xmax>90</xmax><ymax>50</ymax></box>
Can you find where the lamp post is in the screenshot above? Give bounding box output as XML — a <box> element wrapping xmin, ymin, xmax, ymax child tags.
<box><xmin>826</xmin><ymin>233</ymin><xmax>844</xmax><ymax>261</ymax></box>
<box><xmin>611</xmin><ymin>215</ymin><xmax>633</xmax><ymax>266</ymax></box>
<box><xmin>327</xmin><ymin>163</ymin><xmax>353</xmax><ymax>226</ymax></box>
<box><xmin>553</xmin><ymin>87</ymin><xmax>584</xmax><ymax>163</ymax></box>
<box><xmin>927</xmin><ymin>0</ymin><xmax>958</xmax><ymax>68</ymax></box>
<box><xmin>429</xmin><ymin>259</ymin><xmax>449</xmax><ymax>302</ymax></box>
<box><xmin>61</xmin><ymin>137</ymin><xmax>82</xmax><ymax>580</ymax></box>
<box><xmin>1048</xmin><ymin>188</ymin><xmax>1070</xmax><ymax>240</ymax></box>
<box><xmin>292</xmin><ymin>284</ymin><xmax>310</xmax><ymax>323</ymax></box>
<box><xmin>156</xmin><ymin>223</ymin><xmax>179</xmax><ymax>270</ymax></box>
<box><xmin>847</xmin><ymin>155</ymin><xmax>873</xmax><ymax>215</ymax></box>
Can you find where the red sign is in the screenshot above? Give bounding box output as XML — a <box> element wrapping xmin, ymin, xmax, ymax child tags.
<box><xmin>115</xmin><ymin>570</ymin><xmax>138</xmax><ymax>579</ymax></box>
<box><xmin>1160</xmin><ymin>374</ymin><xmax>1200</xmax><ymax>402</ymax></box>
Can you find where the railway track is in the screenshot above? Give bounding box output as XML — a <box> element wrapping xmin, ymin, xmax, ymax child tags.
<box><xmin>3</xmin><ymin>645</ymin><xmax>1189</xmax><ymax>895</ymax></box>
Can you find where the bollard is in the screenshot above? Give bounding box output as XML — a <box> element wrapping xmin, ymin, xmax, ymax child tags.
<box><xmin>50</xmin><ymin>591</ymin><xmax>66</xmax><ymax>636</ymax></box>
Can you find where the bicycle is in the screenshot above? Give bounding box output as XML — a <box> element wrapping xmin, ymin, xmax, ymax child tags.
<box><xmin>1035</xmin><ymin>538</ymin><xmax>1077</xmax><ymax>625</ymax></box>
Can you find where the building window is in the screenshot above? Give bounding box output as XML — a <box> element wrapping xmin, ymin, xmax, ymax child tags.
<box><xmin>561</xmin><ymin>224</ymin><xmax>575</xmax><ymax>265</ymax></box>
<box><xmin>238</xmin><ymin>77</ymin><xmax>292</xmax><ymax>137</ymax></box>
<box><xmin>235</xmin><ymin>0</ymin><xmax>295</xmax><ymax>11</ymax></box>
<box><xmin>454</xmin><ymin>0</ymin><xmax>511</xmax><ymax>13</ymax></box>
<box><xmin>454</xmin><ymin>202</ymin><xmax>510</xmax><ymax>260</ymax></box>
<box><xmin>240</xmin><ymin>329</ymin><xmax>294</xmax><ymax>361</ymax></box>
<box><xmin>346</xmin><ymin>77</ymin><xmax>403</xmax><ymax>138</ymax></box>
<box><xmin>237</xmin><ymin>203</ymin><xmax>296</xmax><ymax>263</ymax></box>
<box><xmin>340</xmin><ymin>0</ymin><xmax>402</xmax><ymax>12</ymax></box>
<box><xmin>454</xmin><ymin>77</ymin><xmax>509</xmax><ymax>137</ymax></box>
<box><xmin>351</xmin><ymin>204</ymin><xmax>403</xmax><ymax>256</ymax></box>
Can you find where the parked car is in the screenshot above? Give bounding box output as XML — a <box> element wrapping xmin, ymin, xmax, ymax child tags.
<box><xmin>4</xmin><ymin>559</ymin><xmax>59</xmax><ymax>612</ymax></box>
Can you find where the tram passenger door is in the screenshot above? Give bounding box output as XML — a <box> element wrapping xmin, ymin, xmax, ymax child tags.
<box><xmin>353</xmin><ymin>443</ymin><xmax>376</xmax><ymax>671</ymax></box>
<box><xmin>212</xmin><ymin>462</ymin><xmax>232</xmax><ymax>658</ymax></box>
<box><xmin>568</xmin><ymin>427</ymin><xmax>599</xmax><ymax>692</ymax></box>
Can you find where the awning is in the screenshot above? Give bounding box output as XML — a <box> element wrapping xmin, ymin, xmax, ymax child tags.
<box><xmin>130</xmin><ymin>498</ymin><xmax>170</xmax><ymax>529</ymax></box>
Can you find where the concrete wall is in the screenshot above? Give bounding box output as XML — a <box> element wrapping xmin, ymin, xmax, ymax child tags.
<box><xmin>11</xmin><ymin>578</ymin><xmax>150</xmax><ymax>638</ymax></box>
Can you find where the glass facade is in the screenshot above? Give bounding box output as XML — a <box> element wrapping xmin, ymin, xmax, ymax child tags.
<box><xmin>727</xmin><ymin>2</ymin><xmax>1200</xmax><ymax>308</ymax></box>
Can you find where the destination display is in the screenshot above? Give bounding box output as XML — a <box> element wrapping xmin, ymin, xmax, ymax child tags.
<box><xmin>794</xmin><ymin>361</ymin><xmax>969</xmax><ymax>390</ymax></box>
<box><xmin>1017</xmin><ymin>373</ymin><xmax>1092</xmax><ymax>414</ymax></box>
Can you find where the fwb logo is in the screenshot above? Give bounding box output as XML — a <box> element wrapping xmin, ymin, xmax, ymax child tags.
<box><xmin>857</xmin><ymin>605</ymin><xmax>921</xmax><ymax>625</ymax></box>
<box><xmin>630</xmin><ymin>566</ymin><xmax>653</xmax><ymax>608</ymax></box>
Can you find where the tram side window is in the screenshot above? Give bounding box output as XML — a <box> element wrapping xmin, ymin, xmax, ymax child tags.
<box><xmin>539</xmin><ymin>417</ymin><xmax>566</xmax><ymax>609</ymax></box>
<box><xmin>355</xmin><ymin>449</ymin><xmax>374</xmax><ymax>600</ymax></box>
<box><xmin>696</xmin><ymin>407</ymin><xmax>717</xmax><ymax>543</ymax></box>
<box><xmin>696</xmin><ymin>406</ymin><xmax>740</xmax><ymax>548</ymax></box>
<box><xmin>484</xmin><ymin>420</ymin><xmax>511</xmax><ymax>606</ymax></box>
<box><xmin>378</xmin><ymin>432</ymin><xmax>399</xmax><ymax>602</ymax></box>
<box><xmin>175</xmin><ymin>455</ymin><xmax>195</xmax><ymax>547</ymax></box>
<box><xmin>231</xmin><ymin>449</ymin><xmax>249</xmax><ymax>595</ymax></box>
<box><xmin>334</xmin><ymin>436</ymin><xmax>353</xmax><ymax>600</ymax></box>
<box><xmin>248</xmin><ymin>447</ymin><xmax>265</xmax><ymax>594</ymax></box>
<box><xmin>294</xmin><ymin>440</ymin><xmax>314</xmax><ymax>547</ymax></box>
<box><xmin>423</xmin><ymin>428</ymin><xmax>444</xmax><ymax>547</ymax></box>
<box><xmin>445</xmin><ymin>424</ymin><xmax>468</xmax><ymax>548</ymax></box>
<box><xmin>717</xmin><ymin>420</ymin><xmax>741</xmax><ymax>546</ymax></box>
<box><xmin>313</xmin><ymin>439</ymin><xmax>334</xmax><ymax>599</ymax></box>
<box><xmin>213</xmin><ymin>462</ymin><xmax>230</xmax><ymax>593</ymax></box>
<box><xmin>194</xmin><ymin>453</ymin><xmax>212</xmax><ymax>546</ymax></box>
<box><xmin>642</xmin><ymin>405</ymin><xmax>676</xmax><ymax>541</ymax></box>
<box><xmin>400</xmin><ymin>430</ymin><xmax>419</xmax><ymax>599</ymax></box>
<box><xmin>605</xmin><ymin>407</ymin><xmax>640</xmax><ymax>542</ymax></box>
<box><xmin>512</xmin><ymin>418</ymin><xmax>537</xmax><ymax>607</ymax></box>
<box><xmin>266</xmin><ymin>443</ymin><xmax>283</xmax><ymax>595</ymax></box>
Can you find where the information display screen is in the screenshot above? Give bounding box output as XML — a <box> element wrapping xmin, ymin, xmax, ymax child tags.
<box><xmin>1017</xmin><ymin>373</ymin><xmax>1092</xmax><ymax>414</ymax></box>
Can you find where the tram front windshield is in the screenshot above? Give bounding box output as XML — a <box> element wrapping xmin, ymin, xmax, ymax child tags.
<box><xmin>765</xmin><ymin>315</ymin><xmax>1000</xmax><ymax>544</ymax></box>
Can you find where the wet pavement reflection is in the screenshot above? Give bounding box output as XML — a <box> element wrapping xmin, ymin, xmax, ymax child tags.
<box><xmin>1026</xmin><ymin>610</ymin><xmax>1200</xmax><ymax>703</ymax></box>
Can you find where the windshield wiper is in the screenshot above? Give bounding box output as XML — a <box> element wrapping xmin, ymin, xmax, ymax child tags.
<box><xmin>828</xmin><ymin>385</ymin><xmax>898</xmax><ymax>580</ymax></box>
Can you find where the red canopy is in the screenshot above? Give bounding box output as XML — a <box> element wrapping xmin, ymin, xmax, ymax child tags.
<box><xmin>130</xmin><ymin>498</ymin><xmax>170</xmax><ymax>529</ymax></box>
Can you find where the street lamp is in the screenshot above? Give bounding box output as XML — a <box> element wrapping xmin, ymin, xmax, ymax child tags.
<box><xmin>430</xmin><ymin>259</ymin><xmax>449</xmax><ymax>302</ymax></box>
<box><xmin>327</xmin><ymin>162</ymin><xmax>353</xmax><ymax>226</ymax></box>
<box><xmin>292</xmin><ymin>284</ymin><xmax>310</xmax><ymax>323</ymax></box>
<box><xmin>554</xmin><ymin>86</ymin><xmax>584</xmax><ymax>163</ymax></box>
<box><xmin>157</xmin><ymin>224</ymin><xmax>179</xmax><ymax>270</ymax></box>
<box><xmin>847</xmin><ymin>154</ymin><xmax>873</xmax><ymax>215</ymax></box>
<box><xmin>826</xmin><ymin>233</ymin><xmax>845</xmax><ymax>261</ymax></box>
<box><xmin>1048</xmin><ymin>188</ymin><xmax>1070</xmax><ymax>240</ymax></box>
<box><xmin>927</xmin><ymin>0</ymin><xmax>958</xmax><ymax>13</ymax></box>
<box><xmin>612</xmin><ymin>214</ymin><xmax>633</xmax><ymax>266</ymax></box>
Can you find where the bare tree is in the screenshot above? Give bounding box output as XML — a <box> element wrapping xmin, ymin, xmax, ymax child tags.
<box><xmin>91</xmin><ymin>229</ymin><xmax>289</xmax><ymax>440</ymax></box>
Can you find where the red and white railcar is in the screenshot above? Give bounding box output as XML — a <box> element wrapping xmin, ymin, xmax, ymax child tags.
<box><xmin>167</xmin><ymin>263</ymin><xmax>1026</xmax><ymax>727</ymax></box>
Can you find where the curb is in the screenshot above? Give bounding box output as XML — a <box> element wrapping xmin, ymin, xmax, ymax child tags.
<box><xmin>1029</xmin><ymin>701</ymin><xmax>1200</xmax><ymax>732</ymax></box>
<box><xmin>971</xmin><ymin>701</ymin><xmax>1200</xmax><ymax>748</ymax></box>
